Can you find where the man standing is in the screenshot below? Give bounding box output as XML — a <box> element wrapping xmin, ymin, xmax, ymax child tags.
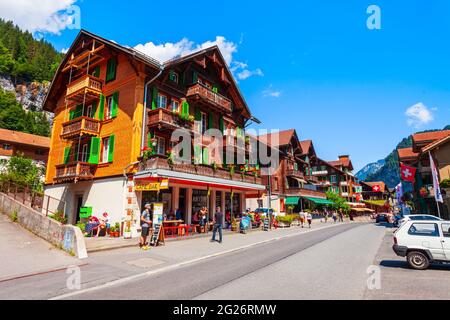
<box><xmin>140</xmin><ymin>203</ymin><xmax>152</xmax><ymax>250</ymax></box>
<box><xmin>211</xmin><ymin>206</ymin><xmax>224</xmax><ymax>243</ymax></box>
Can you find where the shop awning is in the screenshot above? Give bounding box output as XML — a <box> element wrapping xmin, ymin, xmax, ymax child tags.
<box><xmin>285</xmin><ymin>196</ymin><xmax>300</xmax><ymax>205</ymax></box>
<box><xmin>302</xmin><ymin>196</ymin><xmax>334</xmax><ymax>205</ymax></box>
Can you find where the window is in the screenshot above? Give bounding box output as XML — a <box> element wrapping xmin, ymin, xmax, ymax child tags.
<box><xmin>157</xmin><ymin>94</ymin><xmax>167</xmax><ymax>109</ymax></box>
<box><xmin>105</xmin><ymin>96</ymin><xmax>113</xmax><ymax>120</ymax></box>
<box><xmin>442</xmin><ymin>224</ymin><xmax>450</xmax><ymax>238</ymax></box>
<box><xmin>169</xmin><ymin>71</ymin><xmax>178</xmax><ymax>83</ymax></box>
<box><xmin>171</xmin><ymin>100</ymin><xmax>180</xmax><ymax>112</ymax></box>
<box><xmin>85</xmin><ymin>104</ymin><xmax>93</xmax><ymax>118</ymax></box>
<box><xmin>408</xmin><ymin>223</ymin><xmax>440</xmax><ymax>237</ymax></box>
<box><xmin>3</xmin><ymin>144</ymin><xmax>11</xmax><ymax>150</ymax></box>
<box><xmin>101</xmin><ymin>137</ymin><xmax>110</xmax><ymax>163</ymax></box>
<box><xmin>81</xmin><ymin>144</ymin><xmax>88</xmax><ymax>162</ymax></box>
<box><xmin>201</xmin><ymin>112</ymin><xmax>207</xmax><ymax>134</ymax></box>
<box><xmin>106</xmin><ymin>58</ymin><xmax>117</xmax><ymax>82</ymax></box>
<box><xmin>330</xmin><ymin>175</ymin><xmax>337</xmax><ymax>183</ymax></box>
<box><xmin>156</xmin><ymin>136</ymin><xmax>165</xmax><ymax>155</ymax></box>
<box><xmin>35</xmin><ymin>149</ymin><xmax>46</xmax><ymax>156</ymax></box>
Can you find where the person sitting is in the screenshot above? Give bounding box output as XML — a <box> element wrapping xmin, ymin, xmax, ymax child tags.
<box><xmin>96</xmin><ymin>212</ymin><xmax>109</xmax><ymax>237</ymax></box>
<box><xmin>85</xmin><ymin>216</ymin><xmax>100</xmax><ymax>236</ymax></box>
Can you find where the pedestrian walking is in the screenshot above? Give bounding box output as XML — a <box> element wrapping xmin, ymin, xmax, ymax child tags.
<box><xmin>338</xmin><ymin>209</ymin><xmax>344</xmax><ymax>222</ymax></box>
<box><xmin>211</xmin><ymin>206</ymin><xmax>224</xmax><ymax>243</ymax></box>
<box><xmin>332</xmin><ymin>211</ymin><xmax>337</xmax><ymax>223</ymax></box>
<box><xmin>306</xmin><ymin>212</ymin><xmax>312</xmax><ymax>228</ymax></box>
<box><xmin>140</xmin><ymin>203</ymin><xmax>153</xmax><ymax>250</ymax></box>
<box><xmin>299</xmin><ymin>211</ymin><xmax>306</xmax><ymax>228</ymax></box>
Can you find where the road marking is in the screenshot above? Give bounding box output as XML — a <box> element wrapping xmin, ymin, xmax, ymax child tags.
<box><xmin>49</xmin><ymin>222</ymin><xmax>362</xmax><ymax>300</ymax></box>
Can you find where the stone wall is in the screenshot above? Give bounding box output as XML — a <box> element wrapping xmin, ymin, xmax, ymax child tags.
<box><xmin>0</xmin><ymin>193</ymin><xmax>87</xmax><ymax>259</ymax></box>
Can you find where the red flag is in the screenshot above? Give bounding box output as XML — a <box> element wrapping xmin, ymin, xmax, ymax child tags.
<box><xmin>372</xmin><ymin>185</ymin><xmax>381</xmax><ymax>192</ymax></box>
<box><xmin>400</xmin><ymin>163</ymin><xmax>416</xmax><ymax>183</ymax></box>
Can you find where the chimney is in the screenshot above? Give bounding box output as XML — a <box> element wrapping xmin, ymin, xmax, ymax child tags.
<box><xmin>338</xmin><ymin>155</ymin><xmax>349</xmax><ymax>162</ymax></box>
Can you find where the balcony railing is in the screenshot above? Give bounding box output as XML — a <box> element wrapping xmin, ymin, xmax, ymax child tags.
<box><xmin>148</xmin><ymin>108</ymin><xmax>194</xmax><ymax>131</ymax></box>
<box><xmin>139</xmin><ymin>156</ymin><xmax>261</xmax><ymax>185</ymax></box>
<box><xmin>54</xmin><ymin>162</ymin><xmax>97</xmax><ymax>182</ymax></box>
<box><xmin>187</xmin><ymin>83</ymin><xmax>232</xmax><ymax>113</ymax></box>
<box><xmin>286</xmin><ymin>169</ymin><xmax>304</xmax><ymax>179</ymax></box>
<box><xmin>61</xmin><ymin>116</ymin><xmax>100</xmax><ymax>139</ymax></box>
<box><xmin>312</xmin><ymin>170</ymin><xmax>329</xmax><ymax>176</ymax></box>
<box><xmin>66</xmin><ymin>75</ymin><xmax>103</xmax><ymax>102</ymax></box>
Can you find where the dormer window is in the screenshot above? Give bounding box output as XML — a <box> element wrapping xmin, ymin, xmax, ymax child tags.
<box><xmin>169</xmin><ymin>71</ymin><xmax>178</xmax><ymax>84</ymax></box>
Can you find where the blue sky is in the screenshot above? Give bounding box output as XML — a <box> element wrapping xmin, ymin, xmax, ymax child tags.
<box><xmin>2</xmin><ymin>0</ymin><xmax>449</xmax><ymax>171</ymax></box>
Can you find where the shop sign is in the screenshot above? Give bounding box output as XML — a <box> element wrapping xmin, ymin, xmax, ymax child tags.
<box><xmin>152</xmin><ymin>202</ymin><xmax>164</xmax><ymax>225</ymax></box>
<box><xmin>134</xmin><ymin>179</ymin><xmax>169</xmax><ymax>191</ymax></box>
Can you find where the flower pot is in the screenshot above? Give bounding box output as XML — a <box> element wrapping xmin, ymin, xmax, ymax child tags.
<box><xmin>123</xmin><ymin>231</ymin><xmax>132</xmax><ymax>239</ymax></box>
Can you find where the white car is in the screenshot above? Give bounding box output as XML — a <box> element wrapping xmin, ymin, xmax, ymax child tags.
<box><xmin>393</xmin><ymin>220</ymin><xmax>450</xmax><ymax>270</ymax></box>
<box><xmin>397</xmin><ymin>214</ymin><xmax>443</xmax><ymax>227</ymax></box>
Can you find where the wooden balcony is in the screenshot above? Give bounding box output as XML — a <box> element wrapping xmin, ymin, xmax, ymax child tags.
<box><xmin>148</xmin><ymin>108</ymin><xmax>194</xmax><ymax>132</ymax></box>
<box><xmin>54</xmin><ymin>162</ymin><xmax>97</xmax><ymax>183</ymax></box>
<box><xmin>66</xmin><ymin>75</ymin><xmax>103</xmax><ymax>103</ymax></box>
<box><xmin>187</xmin><ymin>83</ymin><xmax>232</xmax><ymax>113</ymax></box>
<box><xmin>286</xmin><ymin>169</ymin><xmax>304</xmax><ymax>179</ymax></box>
<box><xmin>139</xmin><ymin>156</ymin><xmax>261</xmax><ymax>185</ymax></box>
<box><xmin>61</xmin><ymin>116</ymin><xmax>100</xmax><ymax>140</ymax></box>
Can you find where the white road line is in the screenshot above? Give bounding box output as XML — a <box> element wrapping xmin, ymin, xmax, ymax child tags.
<box><xmin>49</xmin><ymin>222</ymin><xmax>360</xmax><ymax>300</ymax></box>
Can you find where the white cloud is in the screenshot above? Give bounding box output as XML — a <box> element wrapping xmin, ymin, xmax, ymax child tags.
<box><xmin>405</xmin><ymin>102</ymin><xmax>435</xmax><ymax>128</ymax></box>
<box><xmin>61</xmin><ymin>48</ymin><xmax>69</xmax><ymax>54</ymax></box>
<box><xmin>0</xmin><ymin>0</ymin><xmax>78</xmax><ymax>34</ymax></box>
<box><xmin>134</xmin><ymin>36</ymin><xmax>236</xmax><ymax>65</ymax></box>
<box><xmin>134</xmin><ymin>36</ymin><xmax>262</xmax><ymax>81</ymax></box>
<box><xmin>237</xmin><ymin>68</ymin><xmax>264</xmax><ymax>80</ymax></box>
<box><xmin>263</xmin><ymin>85</ymin><xmax>282</xmax><ymax>98</ymax></box>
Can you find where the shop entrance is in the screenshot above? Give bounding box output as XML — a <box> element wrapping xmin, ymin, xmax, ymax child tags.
<box><xmin>178</xmin><ymin>188</ymin><xmax>187</xmax><ymax>221</ymax></box>
<box><xmin>74</xmin><ymin>194</ymin><xmax>83</xmax><ymax>224</ymax></box>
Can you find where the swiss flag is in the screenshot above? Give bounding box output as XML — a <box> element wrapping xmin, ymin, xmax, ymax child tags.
<box><xmin>400</xmin><ymin>163</ymin><xmax>416</xmax><ymax>183</ymax></box>
<box><xmin>372</xmin><ymin>185</ymin><xmax>381</xmax><ymax>193</ymax></box>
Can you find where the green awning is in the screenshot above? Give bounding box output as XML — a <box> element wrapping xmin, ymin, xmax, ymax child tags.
<box><xmin>302</xmin><ymin>196</ymin><xmax>334</xmax><ymax>205</ymax></box>
<box><xmin>285</xmin><ymin>197</ymin><xmax>300</xmax><ymax>205</ymax></box>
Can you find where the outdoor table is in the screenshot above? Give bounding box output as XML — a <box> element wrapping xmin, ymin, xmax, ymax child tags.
<box><xmin>163</xmin><ymin>220</ymin><xmax>184</xmax><ymax>237</ymax></box>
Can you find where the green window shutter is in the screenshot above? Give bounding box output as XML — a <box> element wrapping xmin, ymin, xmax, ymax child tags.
<box><xmin>192</xmin><ymin>71</ymin><xmax>198</xmax><ymax>84</ymax></box>
<box><xmin>111</xmin><ymin>91</ymin><xmax>119</xmax><ymax>118</ymax></box>
<box><xmin>147</xmin><ymin>131</ymin><xmax>154</xmax><ymax>148</ymax></box>
<box><xmin>106</xmin><ymin>58</ymin><xmax>117</xmax><ymax>82</ymax></box>
<box><xmin>69</xmin><ymin>109</ymin><xmax>75</xmax><ymax>120</ymax></box>
<box><xmin>219</xmin><ymin>117</ymin><xmax>224</xmax><ymax>133</ymax></box>
<box><xmin>169</xmin><ymin>70</ymin><xmax>176</xmax><ymax>82</ymax></box>
<box><xmin>181</xmin><ymin>101</ymin><xmax>189</xmax><ymax>117</ymax></box>
<box><xmin>63</xmin><ymin>147</ymin><xmax>71</xmax><ymax>164</ymax></box>
<box><xmin>208</xmin><ymin>112</ymin><xmax>214</xmax><ymax>129</ymax></box>
<box><xmin>92</xmin><ymin>66</ymin><xmax>100</xmax><ymax>78</ymax></box>
<box><xmin>202</xmin><ymin>147</ymin><xmax>209</xmax><ymax>165</ymax></box>
<box><xmin>212</xmin><ymin>86</ymin><xmax>218</xmax><ymax>93</ymax></box>
<box><xmin>91</xmin><ymin>100</ymin><xmax>98</xmax><ymax>118</ymax></box>
<box><xmin>108</xmin><ymin>135</ymin><xmax>115</xmax><ymax>162</ymax></box>
<box><xmin>151</xmin><ymin>87</ymin><xmax>158</xmax><ymax>110</ymax></box>
<box><xmin>88</xmin><ymin>137</ymin><xmax>100</xmax><ymax>164</ymax></box>
<box><xmin>194</xmin><ymin>145</ymin><xmax>202</xmax><ymax>164</ymax></box>
<box><xmin>74</xmin><ymin>104</ymin><xmax>83</xmax><ymax>119</ymax></box>
<box><xmin>195</xmin><ymin>107</ymin><xmax>201</xmax><ymax>121</ymax></box>
<box><xmin>98</xmin><ymin>94</ymin><xmax>105</xmax><ymax>120</ymax></box>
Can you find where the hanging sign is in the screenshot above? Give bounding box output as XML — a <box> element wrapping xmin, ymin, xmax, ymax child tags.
<box><xmin>134</xmin><ymin>179</ymin><xmax>169</xmax><ymax>191</ymax></box>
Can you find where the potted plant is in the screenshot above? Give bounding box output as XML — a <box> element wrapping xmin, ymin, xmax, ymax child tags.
<box><xmin>114</xmin><ymin>223</ymin><xmax>121</xmax><ymax>237</ymax></box>
<box><xmin>109</xmin><ymin>226</ymin><xmax>115</xmax><ymax>237</ymax></box>
<box><xmin>123</xmin><ymin>226</ymin><xmax>132</xmax><ymax>239</ymax></box>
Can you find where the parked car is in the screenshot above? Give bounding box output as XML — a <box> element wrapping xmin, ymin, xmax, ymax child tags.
<box><xmin>375</xmin><ymin>213</ymin><xmax>389</xmax><ymax>223</ymax></box>
<box><xmin>393</xmin><ymin>220</ymin><xmax>450</xmax><ymax>270</ymax></box>
<box><xmin>397</xmin><ymin>214</ymin><xmax>443</xmax><ymax>228</ymax></box>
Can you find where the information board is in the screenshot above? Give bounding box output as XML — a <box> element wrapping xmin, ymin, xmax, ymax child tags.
<box><xmin>263</xmin><ymin>218</ymin><xmax>270</xmax><ymax>231</ymax></box>
<box><xmin>150</xmin><ymin>224</ymin><xmax>164</xmax><ymax>246</ymax></box>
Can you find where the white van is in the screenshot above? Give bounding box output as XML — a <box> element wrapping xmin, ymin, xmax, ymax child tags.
<box><xmin>393</xmin><ymin>220</ymin><xmax>450</xmax><ymax>270</ymax></box>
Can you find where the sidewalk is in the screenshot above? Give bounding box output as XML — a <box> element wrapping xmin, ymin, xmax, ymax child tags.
<box><xmin>0</xmin><ymin>214</ymin><xmax>81</xmax><ymax>282</ymax></box>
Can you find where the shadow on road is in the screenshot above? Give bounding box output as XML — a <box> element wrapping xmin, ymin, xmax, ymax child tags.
<box><xmin>373</xmin><ymin>222</ymin><xmax>396</xmax><ymax>229</ymax></box>
<box><xmin>380</xmin><ymin>260</ymin><xmax>450</xmax><ymax>271</ymax></box>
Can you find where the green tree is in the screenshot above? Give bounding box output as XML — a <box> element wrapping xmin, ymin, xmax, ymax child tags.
<box><xmin>326</xmin><ymin>190</ymin><xmax>351</xmax><ymax>213</ymax></box>
<box><xmin>1</xmin><ymin>154</ymin><xmax>44</xmax><ymax>191</ymax></box>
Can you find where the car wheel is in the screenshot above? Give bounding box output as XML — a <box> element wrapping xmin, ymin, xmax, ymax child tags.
<box><xmin>407</xmin><ymin>251</ymin><xmax>430</xmax><ymax>270</ymax></box>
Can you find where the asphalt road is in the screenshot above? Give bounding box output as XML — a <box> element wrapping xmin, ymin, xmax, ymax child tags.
<box><xmin>61</xmin><ymin>222</ymin><xmax>386</xmax><ymax>300</ymax></box>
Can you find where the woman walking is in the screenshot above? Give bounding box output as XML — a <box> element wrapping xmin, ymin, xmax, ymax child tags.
<box><xmin>306</xmin><ymin>212</ymin><xmax>313</xmax><ymax>228</ymax></box>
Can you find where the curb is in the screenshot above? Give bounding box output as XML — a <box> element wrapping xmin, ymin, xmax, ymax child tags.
<box><xmin>0</xmin><ymin>263</ymin><xmax>88</xmax><ymax>283</ymax></box>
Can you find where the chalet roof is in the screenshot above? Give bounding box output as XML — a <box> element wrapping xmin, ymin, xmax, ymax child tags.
<box><xmin>258</xmin><ymin>129</ymin><xmax>296</xmax><ymax>147</ymax></box>
<box><xmin>0</xmin><ymin>128</ymin><xmax>50</xmax><ymax>149</ymax></box>
<box><xmin>422</xmin><ymin>134</ymin><xmax>450</xmax><ymax>153</ymax></box>
<box><xmin>328</xmin><ymin>158</ymin><xmax>353</xmax><ymax>171</ymax></box>
<box><xmin>363</xmin><ymin>181</ymin><xmax>387</xmax><ymax>193</ymax></box>
<box><xmin>299</xmin><ymin>140</ymin><xmax>312</xmax><ymax>155</ymax></box>
<box><xmin>164</xmin><ymin>46</ymin><xmax>252</xmax><ymax>119</ymax></box>
<box><xmin>412</xmin><ymin>130</ymin><xmax>450</xmax><ymax>144</ymax></box>
<box><xmin>397</xmin><ymin>147</ymin><xmax>419</xmax><ymax>160</ymax></box>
